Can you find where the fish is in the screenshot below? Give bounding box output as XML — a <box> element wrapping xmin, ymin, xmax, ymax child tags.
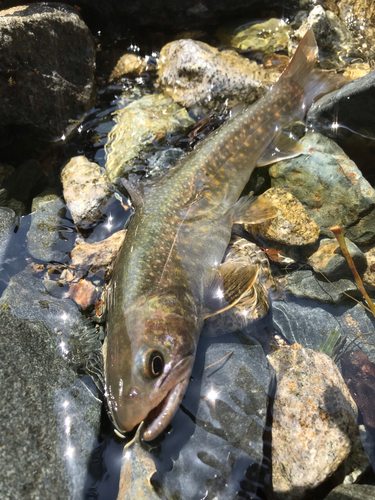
<box><xmin>105</xmin><ymin>30</ymin><xmax>345</xmax><ymax>441</ymax></box>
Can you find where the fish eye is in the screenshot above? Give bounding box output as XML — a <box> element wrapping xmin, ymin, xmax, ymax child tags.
<box><xmin>144</xmin><ymin>349</ymin><xmax>164</xmax><ymax>379</ymax></box>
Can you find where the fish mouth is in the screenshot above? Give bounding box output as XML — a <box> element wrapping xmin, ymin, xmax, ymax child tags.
<box><xmin>142</xmin><ymin>376</ymin><xmax>190</xmax><ymax>441</ymax></box>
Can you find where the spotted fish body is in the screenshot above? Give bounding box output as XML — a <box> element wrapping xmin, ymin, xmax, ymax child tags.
<box><xmin>105</xmin><ymin>31</ymin><xmax>343</xmax><ymax>440</ymax></box>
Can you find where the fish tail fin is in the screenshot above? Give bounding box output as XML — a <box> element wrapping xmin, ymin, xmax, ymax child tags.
<box><xmin>275</xmin><ymin>30</ymin><xmax>347</xmax><ymax>114</ymax></box>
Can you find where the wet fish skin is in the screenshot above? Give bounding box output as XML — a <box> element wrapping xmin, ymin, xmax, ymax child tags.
<box><xmin>105</xmin><ymin>30</ymin><xmax>345</xmax><ymax>440</ymax></box>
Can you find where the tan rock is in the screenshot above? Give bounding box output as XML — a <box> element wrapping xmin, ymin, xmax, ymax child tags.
<box><xmin>362</xmin><ymin>246</ymin><xmax>375</xmax><ymax>290</ymax></box>
<box><xmin>69</xmin><ymin>279</ymin><xmax>97</xmax><ymax>309</ymax></box>
<box><xmin>61</xmin><ymin>156</ymin><xmax>112</xmax><ymax>229</ymax></box>
<box><xmin>268</xmin><ymin>345</ymin><xmax>360</xmax><ymax>498</ymax></box>
<box><xmin>247</xmin><ymin>188</ymin><xmax>320</xmax><ymax>246</ymax></box>
<box><xmin>109</xmin><ymin>53</ymin><xmax>147</xmax><ymax>81</ymax></box>
<box><xmin>71</xmin><ymin>230</ymin><xmax>126</xmax><ymax>279</ymax></box>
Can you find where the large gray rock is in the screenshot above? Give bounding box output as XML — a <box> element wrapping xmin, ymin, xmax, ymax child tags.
<box><xmin>0</xmin><ymin>3</ymin><xmax>96</xmax><ymax>142</ymax></box>
<box><xmin>0</xmin><ymin>207</ymin><xmax>15</xmax><ymax>265</ymax></box>
<box><xmin>269</xmin><ymin>133</ymin><xmax>375</xmax><ymax>243</ymax></box>
<box><xmin>158</xmin><ymin>340</ymin><xmax>273</xmax><ymax>500</ymax></box>
<box><xmin>0</xmin><ymin>309</ymin><xmax>101</xmax><ymax>500</ymax></box>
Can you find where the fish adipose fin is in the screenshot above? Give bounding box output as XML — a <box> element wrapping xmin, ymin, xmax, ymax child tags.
<box><xmin>203</xmin><ymin>262</ymin><xmax>258</xmax><ymax>319</ymax></box>
<box><xmin>256</xmin><ymin>130</ymin><xmax>304</xmax><ymax>167</ymax></box>
<box><xmin>274</xmin><ymin>29</ymin><xmax>347</xmax><ymax>120</ymax></box>
<box><xmin>232</xmin><ymin>194</ymin><xmax>277</xmax><ymax>225</ymax></box>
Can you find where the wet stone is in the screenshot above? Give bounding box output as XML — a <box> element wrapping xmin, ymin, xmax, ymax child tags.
<box><xmin>105</xmin><ymin>94</ymin><xmax>195</xmax><ymax>183</ymax></box>
<box><xmin>269</xmin><ymin>345</ymin><xmax>361</xmax><ymax>498</ymax></box>
<box><xmin>27</xmin><ymin>197</ymin><xmax>68</xmax><ymax>263</ymax></box>
<box><xmin>324</xmin><ymin>483</ymin><xmax>375</xmax><ymax>499</ymax></box>
<box><xmin>0</xmin><ymin>309</ymin><xmax>101</xmax><ymax>500</ymax></box>
<box><xmin>61</xmin><ymin>156</ymin><xmax>112</xmax><ymax>230</ymax></box>
<box><xmin>307</xmin><ymin>237</ymin><xmax>367</xmax><ymax>280</ymax></box>
<box><xmin>281</xmin><ymin>269</ymin><xmax>360</xmax><ymax>304</ymax></box>
<box><xmin>70</xmin><ymin>229</ymin><xmax>127</xmax><ymax>279</ymax></box>
<box><xmin>0</xmin><ymin>207</ymin><xmax>15</xmax><ymax>266</ymax></box>
<box><xmin>157</xmin><ymin>39</ymin><xmax>266</xmax><ymax>108</ymax></box>
<box><xmin>109</xmin><ymin>53</ymin><xmax>147</xmax><ymax>80</ymax></box>
<box><xmin>158</xmin><ymin>340</ymin><xmax>272</xmax><ymax>500</ymax></box>
<box><xmin>269</xmin><ymin>133</ymin><xmax>375</xmax><ymax>242</ymax></box>
<box><xmin>247</xmin><ymin>188</ymin><xmax>320</xmax><ymax>246</ymax></box>
<box><xmin>69</xmin><ymin>279</ymin><xmax>97</xmax><ymax>310</ymax></box>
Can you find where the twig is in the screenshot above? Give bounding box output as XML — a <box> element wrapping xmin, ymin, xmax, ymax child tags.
<box><xmin>204</xmin><ymin>350</ymin><xmax>234</xmax><ymax>370</ymax></box>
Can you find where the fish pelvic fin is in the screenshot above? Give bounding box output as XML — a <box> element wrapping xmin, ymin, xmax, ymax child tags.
<box><xmin>232</xmin><ymin>194</ymin><xmax>277</xmax><ymax>225</ymax></box>
<box><xmin>275</xmin><ymin>29</ymin><xmax>348</xmax><ymax>117</ymax></box>
<box><xmin>203</xmin><ymin>262</ymin><xmax>258</xmax><ymax>320</ymax></box>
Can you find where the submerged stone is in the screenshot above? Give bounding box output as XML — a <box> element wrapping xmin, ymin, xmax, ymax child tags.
<box><xmin>269</xmin><ymin>345</ymin><xmax>361</xmax><ymax>498</ymax></box>
<box><xmin>229</xmin><ymin>18</ymin><xmax>290</xmax><ymax>53</ymax></box>
<box><xmin>109</xmin><ymin>53</ymin><xmax>147</xmax><ymax>81</ymax></box>
<box><xmin>324</xmin><ymin>483</ymin><xmax>375</xmax><ymax>499</ymax></box>
<box><xmin>269</xmin><ymin>133</ymin><xmax>375</xmax><ymax>242</ymax></box>
<box><xmin>105</xmin><ymin>94</ymin><xmax>195</xmax><ymax>183</ymax></box>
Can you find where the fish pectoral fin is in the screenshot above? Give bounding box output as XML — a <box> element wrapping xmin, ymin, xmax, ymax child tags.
<box><xmin>256</xmin><ymin>130</ymin><xmax>304</xmax><ymax>167</ymax></box>
<box><xmin>202</xmin><ymin>262</ymin><xmax>258</xmax><ymax>319</ymax></box>
<box><xmin>232</xmin><ymin>194</ymin><xmax>277</xmax><ymax>225</ymax></box>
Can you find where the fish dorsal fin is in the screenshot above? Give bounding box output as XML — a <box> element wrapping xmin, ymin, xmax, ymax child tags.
<box><xmin>202</xmin><ymin>262</ymin><xmax>258</xmax><ymax>319</ymax></box>
<box><xmin>256</xmin><ymin>130</ymin><xmax>304</xmax><ymax>167</ymax></box>
<box><xmin>232</xmin><ymin>194</ymin><xmax>277</xmax><ymax>224</ymax></box>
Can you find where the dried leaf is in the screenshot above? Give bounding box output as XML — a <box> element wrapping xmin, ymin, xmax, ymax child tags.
<box><xmin>262</xmin><ymin>247</ymin><xmax>283</xmax><ymax>263</ymax></box>
<box><xmin>117</xmin><ymin>423</ymin><xmax>162</xmax><ymax>500</ymax></box>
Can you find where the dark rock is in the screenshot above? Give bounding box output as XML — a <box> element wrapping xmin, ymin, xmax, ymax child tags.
<box><xmin>0</xmin><ymin>3</ymin><xmax>96</xmax><ymax>146</ymax></box>
<box><xmin>282</xmin><ymin>269</ymin><xmax>360</xmax><ymax>304</ymax></box>
<box><xmin>0</xmin><ymin>309</ymin><xmax>101</xmax><ymax>500</ymax></box>
<box><xmin>158</xmin><ymin>339</ymin><xmax>273</xmax><ymax>500</ymax></box>
<box><xmin>324</xmin><ymin>483</ymin><xmax>375</xmax><ymax>499</ymax></box>
<box><xmin>341</xmin><ymin>350</ymin><xmax>375</xmax><ymax>430</ymax></box>
<box><xmin>27</xmin><ymin>197</ymin><xmax>69</xmax><ymax>263</ymax></box>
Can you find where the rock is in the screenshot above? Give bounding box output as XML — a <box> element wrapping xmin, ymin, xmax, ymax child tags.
<box><xmin>70</xmin><ymin>229</ymin><xmax>126</xmax><ymax>279</ymax></box>
<box><xmin>341</xmin><ymin>350</ymin><xmax>375</xmax><ymax>430</ymax></box>
<box><xmin>0</xmin><ymin>207</ymin><xmax>15</xmax><ymax>265</ymax></box>
<box><xmin>271</xmin><ymin>300</ymin><xmax>375</xmax><ymax>365</ymax></box>
<box><xmin>158</xmin><ymin>339</ymin><xmax>273</xmax><ymax>500</ymax></box>
<box><xmin>288</xmin><ymin>5</ymin><xmax>359</xmax><ymax>69</ymax></box>
<box><xmin>157</xmin><ymin>39</ymin><xmax>265</xmax><ymax>108</ymax></box>
<box><xmin>324</xmin><ymin>484</ymin><xmax>375</xmax><ymax>499</ymax></box>
<box><xmin>109</xmin><ymin>53</ymin><xmax>147</xmax><ymax>81</ymax></box>
<box><xmin>269</xmin><ymin>133</ymin><xmax>375</xmax><ymax>242</ymax></box>
<box><xmin>31</xmin><ymin>189</ymin><xmax>60</xmax><ymax>212</ymax></box>
<box><xmin>61</xmin><ymin>156</ymin><xmax>112</xmax><ymax>230</ymax></box>
<box><xmin>0</xmin><ymin>4</ymin><xmax>96</xmax><ymax>144</ymax></box>
<box><xmin>69</xmin><ymin>279</ymin><xmax>97</xmax><ymax>310</ymax></box>
<box><xmin>343</xmin><ymin>61</ymin><xmax>372</xmax><ymax>80</ymax></box>
<box><xmin>363</xmin><ymin>246</ymin><xmax>375</xmax><ymax>290</ymax></box>
<box><xmin>204</xmin><ymin>239</ymin><xmax>279</xmax><ymax>336</ymax></box>
<box><xmin>228</xmin><ymin>18</ymin><xmax>290</xmax><ymax>53</ymax></box>
<box><xmin>105</xmin><ymin>94</ymin><xmax>195</xmax><ymax>183</ymax></box>
<box><xmin>0</xmin><ymin>309</ymin><xmax>101</xmax><ymax>500</ymax></box>
<box><xmin>247</xmin><ymin>188</ymin><xmax>320</xmax><ymax>246</ymax></box>
<box><xmin>27</xmin><ymin>196</ymin><xmax>69</xmax><ymax>263</ymax></box>
<box><xmin>308</xmin><ymin>237</ymin><xmax>367</xmax><ymax>280</ymax></box>
<box><xmin>0</xmin><ymin>163</ymin><xmax>15</xmax><ymax>184</ymax></box>
<box><xmin>282</xmin><ymin>269</ymin><xmax>360</xmax><ymax>304</ymax></box>
<box><xmin>269</xmin><ymin>345</ymin><xmax>361</xmax><ymax>498</ymax></box>
<box><xmin>146</xmin><ymin>147</ymin><xmax>185</xmax><ymax>178</ymax></box>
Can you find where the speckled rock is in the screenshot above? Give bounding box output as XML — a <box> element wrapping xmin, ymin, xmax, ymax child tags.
<box><xmin>69</xmin><ymin>279</ymin><xmax>97</xmax><ymax>310</ymax></box>
<box><xmin>282</xmin><ymin>269</ymin><xmax>360</xmax><ymax>304</ymax></box>
<box><xmin>157</xmin><ymin>39</ymin><xmax>266</xmax><ymax>108</ymax></box>
<box><xmin>204</xmin><ymin>239</ymin><xmax>279</xmax><ymax>336</ymax></box>
<box><xmin>324</xmin><ymin>483</ymin><xmax>375</xmax><ymax>499</ymax></box>
<box><xmin>71</xmin><ymin>229</ymin><xmax>126</xmax><ymax>279</ymax></box>
<box><xmin>247</xmin><ymin>188</ymin><xmax>320</xmax><ymax>246</ymax></box>
<box><xmin>363</xmin><ymin>246</ymin><xmax>375</xmax><ymax>290</ymax></box>
<box><xmin>109</xmin><ymin>53</ymin><xmax>147</xmax><ymax>81</ymax></box>
<box><xmin>308</xmin><ymin>237</ymin><xmax>367</xmax><ymax>280</ymax></box>
<box><xmin>269</xmin><ymin>133</ymin><xmax>375</xmax><ymax>242</ymax></box>
<box><xmin>27</xmin><ymin>196</ymin><xmax>69</xmax><ymax>263</ymax></box>
<box><xmin>62</xmin><ymin>156</ymin><xmax>112</xmax><ymax>229</ymax></box>
<box><xmin>0</xmin><ymin>4</ymin><xmax>96</xmax><ymax>142</ymax></box>
<box><xmin>105</xmin><ymin>94</ymin><xmax>195</xmax><ymax>183</ymax></box>
<box><xmin>228</xmin><ymin>18</ymin><xmax>290</xmax><ymax>53</ymax></box>
<box><xmin>31</xmin><ymin>189</ymin><xmax>59</xmax><ymax>212</ymax></box>
<box><xmin>269</xmin><ymin>345</ymin><xmax>361</xmax><ymax>498</ymax></box>
<box><xmin>288</xmin><ymin>5</ymin><xmax>359</xmax><ymax>69</ymax></box>
<box><xmin>0</xmin><ymin>207</ymin><xmax>15</xmax><ymax>265</ymax></box>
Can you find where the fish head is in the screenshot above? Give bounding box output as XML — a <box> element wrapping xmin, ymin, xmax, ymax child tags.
<box><xmin>105</xmin><ymin>288</ymin><xmax>200</xmax><ymax>441</ymax></box>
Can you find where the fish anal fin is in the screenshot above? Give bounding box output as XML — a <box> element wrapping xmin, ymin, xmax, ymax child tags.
<box><xmin>203</xmin><ymin>262</ymin><xmax>258</xmax><ymax>319</ymax></box>
<box><xmin>257</xmin><ymin>130</ymin><xmax>304</xmax><ymax>167</ymax></box>
<box><xmin>232</xmin><ymin>195</ymin><xmax>277</xmax><ymax>225</ymax></box>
